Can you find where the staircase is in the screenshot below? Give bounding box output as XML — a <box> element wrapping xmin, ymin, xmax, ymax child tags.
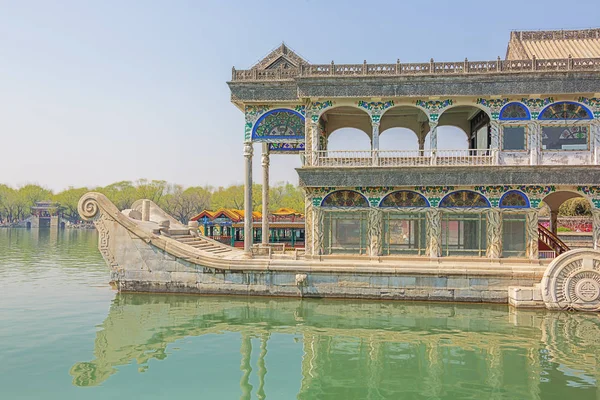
<box><xmin>538</xmin><ymin>223</ymin><xmax>570</xmax><ymax>258</ymax></box>
<box><xmin>170</xmin><ymin>233</ymin><xmax>238</xmax><ymax>256</ymax></box>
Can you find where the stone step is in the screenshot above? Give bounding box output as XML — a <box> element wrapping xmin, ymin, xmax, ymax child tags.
<box><xmin>169</xmin><ymin>228</ymin><xmax>191</xmax><ymax>235</ymax></box>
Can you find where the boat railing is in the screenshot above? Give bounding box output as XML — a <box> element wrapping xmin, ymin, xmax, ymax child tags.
<box><xmin>539</xmin><ymin>250</ymin><xmax>557</xmax><ymax>259</ymax></box>
<box><xmin>314</xmin><ymin>149</ymin><xmax>496</xmax><ymax>167</ymax></box>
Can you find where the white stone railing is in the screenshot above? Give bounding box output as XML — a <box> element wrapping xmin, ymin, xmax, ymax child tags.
<box><xmin>539</xmin><ymin>251</ymin><xmax>557</xmax><ymax>259</ymax></box>
<box><xmin>314</xmin><ymin>149</ymin><xmax>496</xmax><ymax>167</ymax></box>
<box><xmin>231</xmin><ymin>57</ymin><xmax>600</xmax><ymax>81</ymax></box>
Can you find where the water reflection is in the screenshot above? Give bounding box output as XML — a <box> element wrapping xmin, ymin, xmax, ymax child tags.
<box><xmin>71</xmin><ymin>295</ymin><xmax>600</xmax><ymax>399</ymax></box>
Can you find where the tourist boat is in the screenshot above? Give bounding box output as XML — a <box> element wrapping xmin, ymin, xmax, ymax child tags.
<box><xmin>79</xmin><ymin>28</ymin><xmax>600</xmax><ymax>312</ymax></box>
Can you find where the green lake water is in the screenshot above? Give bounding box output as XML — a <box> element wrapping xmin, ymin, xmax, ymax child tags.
<box><xmin>1</xmin><ymin>228</ymin><xmax>599</xmax><ymax>399</ymax></box>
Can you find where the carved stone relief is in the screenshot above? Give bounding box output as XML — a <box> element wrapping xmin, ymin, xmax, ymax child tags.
<box><xmin>426</xmin><ymin>208</ymin><xmax>441</xmax><ymax>257</ymax></box>
<box><xmin>486</xmin><ymin>209</ymin><xmax>502</xmax><ymax>258</ymax></box>
<box><xmin>542</xmin><ymin>249</ymin><xmax>600</xmax><ymax>311</ymax></box>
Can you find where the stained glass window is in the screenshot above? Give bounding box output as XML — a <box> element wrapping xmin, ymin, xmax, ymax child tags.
<box><xmin>382</xmin><ymin>212</ymin><xmax>427</xmax><ymax>255</ymax></box>
<box><xmin>502</xmin><ymin>126</ymin><xmax>527</xmax><ymax>150</ymax></box>
<box><xmin>441</xmin><ymin>213</ymin><xmax>487</xmax><ymax>256</ymax></box>
<box><xmin>323</xmin><ymin>211</ymin><xmax>368</xmax><ymax>254</ymax></box>
<box><xmin>321</xmin><ymin>190</ymin><xmax>369</xmax><ymax>208</ymax></box>
<box><xmin>439</xmin><ymin>191</ymin><xmax>490</xmax><ymax>208</ymax></box>
<box><xmin>502</xmin><ymin>214</ymin><xmax>527</xmax><ymax>257</ymax></box>
<box><xmin>499</xmin><ymin>103</ymin><xmax>529</xmax><ymax>120</ymax></box>
<box><xmin>541</xmin><ymin>126</ymin><xmax>589</xmax><ymax>150</ymax></box>
<box><xmin>380</xmin><ymin>191</ymin><xmax>429</xmax><ymax>207</ymax></box>
<box><xmin>538</xmin><ymin>102</ymin><xmax>592</xmax><ymax>120</ymax></box>
<box><xmin>252</xmin><ymin>109</ymin><xmax>305</xmax><ymax>140</ymax></box>
<box><xmin>500</xmin><ymin>191</ymin><xmax>529</xmax><ymax>208</ymax></box>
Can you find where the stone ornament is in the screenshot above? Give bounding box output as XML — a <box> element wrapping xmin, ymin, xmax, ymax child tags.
<box><xmin>542</xmin><ymin>249</ymin><xmax>600</xmax><ymax>312</ymax></box>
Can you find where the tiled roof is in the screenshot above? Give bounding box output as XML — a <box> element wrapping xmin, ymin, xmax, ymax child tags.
<box><xmin>506</xmin><ymin>29</ymin><xmax>600</xmax><ymax>60</ymax></box>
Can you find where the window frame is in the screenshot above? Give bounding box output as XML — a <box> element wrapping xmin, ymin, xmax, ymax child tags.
<box><xmin>540</xmin><ymin>123</ymin><xmax>591</xmax><ymax>152</ymax></box>
<box><xmin>501</xmin><ymin>124</ymin><xmax>528</xmax><ymax>152</ymax></box>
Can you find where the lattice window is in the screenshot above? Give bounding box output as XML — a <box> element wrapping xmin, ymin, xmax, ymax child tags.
<box><xmin>542</xmin><ymin>126</ymin><xmax>589</xmax><ymax>150</ymax></box>
<box><xmin>539</xmin><ymin>102</ymin><xmax>592</xmax><ymax>120</ymax></box>
<box><xmin>439</xmin><ymin>191</ymin><xmax>490</xmax><ymax>208</ymax></box>
<box><xmin>499</xmin><ymin>191</ymin><xmax>529</xmax><ymax>208</ymax></box>
<box><xmin>379</xmin><ymin>191</ymin><xmax>429</xmax><ymax>207</ymax></box>
<box><xmin>321</xmin><ymin>190</ymin><xmax>369</xmax><ymax>208</ymax></box>
<box><xmin>252</xmin><ymin>109</ymin><xmax>305</xmax><ymax>140</ymax></box>
<box><xmin>499</xmin><ymin>103</ymin><xmax>529</xmax><ymax>120</ymax></box>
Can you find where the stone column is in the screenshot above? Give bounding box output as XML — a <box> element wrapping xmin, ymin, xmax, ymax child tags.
<box><xmin>261</xmin><ymin>144</ymin><xmax>270</xmax><ymax>245</ymax></box>
<box><xmin>592</xmin><ymin>209</ymin><xmax>600</xmax><ymax>250</ymax></box>
<box><xmin>426</xmin><ymin>208</ymin><xmax>442</xmax><ymax>257</ymax></box>
<box><xmin>142</xmin><ymin>199</ymin><xmax>150</xmax><ymax>222</ymax></box>
<box><xmin>528</xmin><ymin>122</ymin><xmax>541</xmax><ymax>165</ymax></box>
<box><xmin>311</xmin><ymin>121</ymin><xmax>319</xmax><ymax>166</ymax></box>
<box><xmin>526</xmin><ymin>210</ymin><xmax>539</xmax><ymax>260</ymax></box>
<box><xmin>368</xmin><ymin>208</ymin><xmax>383</xmax><ymax>257</ymax></box>
<box><xmin>549</xmin><ymin>210</ymin><xmax>559</xmax><ymax>235</ymax></box>
<box><xmin>486</xmin><ymin>209</ymin><xmax>503</xmax><ymax>258</ymax></box>
<box><xmin>314</xmin><ymin>208</ymin><xmax>324</xmax><ymax>256</ymax></box>
<box><xmin>490</xmin><ymin>121</ymin><xmax>500</xmax><ymax>165</ymax></box>
<box><xmin>304</xmin><ymin>191</ymin><xmax>314</xmax><ymax>256</ymax></box>
<box><xmin>429</xmin><ymin>122</ymin><xmax>438</xmax><ymax>166</ymax></box>
<box><xmin>243</xmin><ymin>142</ymin><xmax>254</xmax><ymax>254</ymax></box>
<box><xmin>592</xmin><ymin>121</ymin><xmax>600</xmax><ymax>165</ymax></box>
<box><xmin>372</xmin><ymin>121</ymin><xmax>380</xmax><ymax>166</ymax></box>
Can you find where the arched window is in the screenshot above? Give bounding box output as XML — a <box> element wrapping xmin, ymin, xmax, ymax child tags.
<box><xmin>379</xmin><ymin>191</ymin><xmax>429</xmax><ymax>207</ymax></box>
<box><xmin>252</xmin><ymin>109</ymin><xmax>305</xmax><ymax>140</ymax></box>
<box><xmin>538</xmin><ymin>102</ymin><xmax>592</xmax><ymax>151</ymax></box>
<box><xmin>538</xmin><ymin>102</ymin><xmax>593</xmax><ymax>120</ymax></box>
<box><xmin>321</xmin><ymin>190</ymin><xmax>369</xmax><ymax>208</ymax></box>
<box><xmin>499</xmin><ymin>103</ymin><xmax>530</xmax><ymax>120</ymax></box>
<box><xmin>499</xmin><ymin>191</ymin><xmax>530</xmax><ymax>208</ymax></box>
<box><xmin>439</xmin><ymin>191</ymin><xmax>490</xmax><ymax>208</ymax></box>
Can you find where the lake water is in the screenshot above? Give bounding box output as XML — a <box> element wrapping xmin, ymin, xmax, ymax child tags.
<box><xmin>1</xmin><ymin>228</ymin><xmax>599</xmax><ymax>399</ymax></box>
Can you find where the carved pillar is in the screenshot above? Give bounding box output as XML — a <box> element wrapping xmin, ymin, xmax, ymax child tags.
<box><xmin>311</xmin><ymin>121</ymin><xmax>319</xmax><ymax>166</ymax></box>
<box><xmin>243</xmin><ymin>142</ymin><xmax>254</xmax><ymax>254</ymax></box>
<box><xmin>304</xmin><ymin>191</ymin><xmax>314</xmax><ymax>256</ymax></box>
<box><xmin>304</xmin><ymin>114</ymin><xmax>313</xmax><ymax>166</ymax></box>
<box><xmin>368</xmin><ymin>209</ymin><xmax>383</xmax><ymax>257</ymax></box>
<box><xmin>261</xmin><ymin>144</ymin><xmax>270</xmax><ymax>245</ymax></box>
<box><xmin>314</xmin><ymin>208</ymin><xmax>324</xmax><ymax>255</ymax></box>
<box><xmin>486</xmin><ymin>209</ymin><xmax>502</xmax><ymax>258</ymax></box>
<box><xmin>592</xmin><ymin>209</ymin><xmax>600</xmax><ymax>250</ymax></box>
<box><xmin>526</xmin><ymin>209</ymin><xmax>539</xmax><ymax>260</ymax></box>
<box><xmin>490</xmin><ymin>121</ymin><xmax>500</xmax><ymax>165</ymax></box>
<box><xmin>528</xmin><ymin>122</ymin><xmax>541</xmax><ymax>165</ymax></box>
<box><xmin>372</xmin><ymin>121</ymin><xmax>380</xmax><ymax>166</ymax></box>
<box><xmin>429</xmin><ymin>122</ymin><xmax>438</xmax><ymax>165</ymax></box>
<box><xmin>592</xmin><ymin>121</ymin><xmax>600</xmax><ymax>165</ymax></box>
<box><xmin>549</xmin><ymin>210</ymin><xmax>559</xmax><ymax>235</ymax></box>
<box><xmin>426</xmin><ymin>208</ymin><xmax>442</xmax><ymax>257</ymax></box>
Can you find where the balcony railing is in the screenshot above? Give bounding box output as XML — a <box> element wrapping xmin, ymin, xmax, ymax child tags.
<box><xmin>314</xmin><ymin>150</ymin><xmax>496</xmax><ymax>167</ymax></box>
<box><xmin>231</xmin><ymin>57</ymin><xmax>600</xmax><ymax>81</ymax></box>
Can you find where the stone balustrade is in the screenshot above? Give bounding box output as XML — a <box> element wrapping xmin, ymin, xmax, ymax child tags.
<box><xmin>231</xmin><ymin>57</ymin><xmax>600</xmax><ymax>81</ymax></box>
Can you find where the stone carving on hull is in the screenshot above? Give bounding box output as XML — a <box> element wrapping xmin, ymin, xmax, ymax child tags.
<box><xmin>542</xmin><ymin>249</ymin><xmax>600</xmax><ymax>311</ymax></box>
<box><xmin>78</xmin><ymin>194</ymin><xmax>119</xmax><ymax>271</ymax></box>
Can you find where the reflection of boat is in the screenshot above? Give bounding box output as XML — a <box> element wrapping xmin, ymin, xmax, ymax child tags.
<box><xmin>77</xmin><ymin>192</ymin><xmax>600</xmax><ymax>311</ymax></box>
<box><xmin>70</xmin><ymin>294</ymin><xmax>600</xmax><ymax>397</ymax></box>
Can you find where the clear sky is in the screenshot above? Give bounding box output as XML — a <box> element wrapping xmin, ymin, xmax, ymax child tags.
<box><xmin>2</xmin><ymin>0</ymin><xmax>599</xmax><ymax>192</ymax></box>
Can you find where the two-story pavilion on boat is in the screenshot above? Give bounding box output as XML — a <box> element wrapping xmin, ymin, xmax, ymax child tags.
<box><xmin>79</xmin><ymin>28</ymin><xmax>600</xmax><ymax>311</ymax></box>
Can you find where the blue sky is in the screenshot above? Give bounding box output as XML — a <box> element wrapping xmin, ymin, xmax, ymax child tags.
<box><xmin>1</xmin><ymin>0</ymin><xmax>599</xmax><ymax>191</ymax></box>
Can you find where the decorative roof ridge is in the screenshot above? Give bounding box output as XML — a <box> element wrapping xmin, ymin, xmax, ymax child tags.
<box><xmin>511</xmin><ymin>28</ymin><xmax>600</xmax><ymax>41</ymax></box>
<box><xmin>250</xmin><ymin>42</ymin><xmax>309</xmax><ymax>70</ymax></box>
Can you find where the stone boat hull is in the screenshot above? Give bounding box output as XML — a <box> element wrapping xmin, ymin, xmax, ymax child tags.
<box><xmin>78</xmin><ymin>192</ymin><xmax>600</xmax><ymax>311</ymax></box>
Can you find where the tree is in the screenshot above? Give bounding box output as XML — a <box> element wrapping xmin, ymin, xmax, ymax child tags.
<box><xmin>54</xmin><ymin>187</ymin><xmax>89</xmax><ymax>223</ymax></box>
<box><xmin>559</xmin><ymin>198</ymin><xmax>592</xmax><ymax>216</ymax></box>
<box><xmin>97</xmin><ymin>181</ymin><xmax>137</xmax><ymax>210</ymax></box>
<box><xmin>135</xmin><ymin>179</ymin><xmax>168</xmax><ymax>204</ymax></box>
<box><xmin>161</xmin><ymin>185</ymin><xmax>211</xmax><ymax>224</ymax></box>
